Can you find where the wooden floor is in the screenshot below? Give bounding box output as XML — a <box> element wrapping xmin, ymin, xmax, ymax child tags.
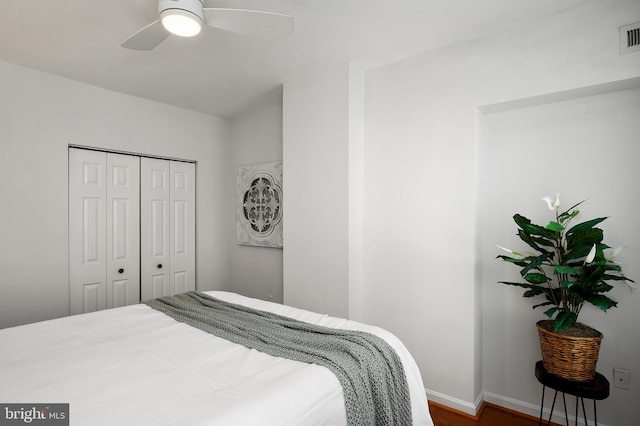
<box><xmin>429</xmin><ymin>401</ymin><xmax>561</xmax><ymax>426</ymax></box>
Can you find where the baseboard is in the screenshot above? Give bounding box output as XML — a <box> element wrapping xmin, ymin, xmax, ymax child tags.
<box><xmin>483</xmin><ymin>391</ymin><xmax>610</xmax><ymax>426</ymax></box>
<box><xmin>486</xmin><ymin>401</ymin><xmax>561</xmax><ymax>424</ymax></box>
<box><xmin>426</xmin><ymin>388</ymin><xmax>610</xmax><ymax>426</ymax></box>
<box><xmin>483</xmin><ymin>391</ymin><xmax>540</xmax><ymax>418</ymax></box>
<box><xmin>427</xmin><ymin>400</ymin><xmax>482</xmax><ymax>421</ymax></box>
<box><xmin>428</xmin><ymin>398</ymin><xmax>560</xmax><ymax>425</ymax></box>
<box><xmin>424</xmin><ymin>388</ymin><xmax>482</xmax><ymax>416</ymax></box>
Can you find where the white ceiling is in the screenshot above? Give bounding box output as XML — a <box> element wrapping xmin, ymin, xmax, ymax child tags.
<box><xmin>0</xmin><ymin>0</ymin><xmax>589</xmax><ymax>118</ymax></box>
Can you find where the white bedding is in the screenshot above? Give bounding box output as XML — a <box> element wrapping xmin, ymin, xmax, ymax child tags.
<box><xmin>0</xmin><ymin>291</ymin><xmax>433</xmax><ymax>425</ymax></box>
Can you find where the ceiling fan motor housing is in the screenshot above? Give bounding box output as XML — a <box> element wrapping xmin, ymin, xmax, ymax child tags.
<box><xmin>159</xmin><ymin>0</ymin><xmax>205</xmax><ymax>24</ymax></box>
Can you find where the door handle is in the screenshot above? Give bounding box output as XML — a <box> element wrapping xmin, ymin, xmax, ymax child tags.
<box><xmin>118</xmin><ymin>268</ymin><xmax>124</xmax><ymax>274</ymax></box>
<box><xmin>157</xmin><ymin>264</ymin><xmax>163</xmax><ymax>269</ymax></box>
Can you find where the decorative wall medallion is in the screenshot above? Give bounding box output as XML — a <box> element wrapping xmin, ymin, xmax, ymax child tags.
<box><xmin>236</xmin><ymin>161</ymin><xmax>283</xmax><ymax>248</ymax></box>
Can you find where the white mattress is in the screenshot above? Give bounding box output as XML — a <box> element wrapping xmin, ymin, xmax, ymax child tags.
<box><xmin>0</xmin><ymin>291</ymin><xmax>433</xmax><ymax>425</ymax></box>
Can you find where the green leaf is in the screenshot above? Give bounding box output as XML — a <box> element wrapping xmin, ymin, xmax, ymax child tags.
<box><xmin>533</xmin><ymin>301</ymin><xmax>554</xmax><ymax>310</ymax></box>
<box><xmin>565</xmin><ymin>229</ymin><xmax>604</xmax><ymax>260</ymax></box>
<box><xmin>553</xmin><ymin>265</ymin><xmax>581</xmax><ymax>275</ymax></box>
<box><xmin>496</xmin><ymin>255</ymin><xmax>529</xmax><ymax>268</ymax></box>
<box><xmin>499</xmin><ymin>281</ymin><xmax>552</xmax><ymax>300</ymax></box>
<box><xmin>499</xmin><ymin>281</ymin><xmax>543</xmax><ymax>290</ymax></box>
<box><xmin>516</xmin><ymin>230</ymin><xmax>542</xmax><ymax>252</ymax></box>
<box><xmin>564</xmin><ymin>243</ymin><xmax>596</xmax><ymax>259</ymax></box>
<box><xmin>591</xmin><ymin>283</ymin><xmax>614</xmax><ymax>293</ymax></box>
<box><xmin>545</xmin><ymin>221</ymin><xmax>564</xmax><ymax>232</ymax></box>
<box><xmin>524</xmin><ymin>273</ymin><xmax>548</xmax><ymax>284</ymax></box>
<box><xmin>601</xmin><ymin>274</ymin><xmax>629</xmax><ymax>281</ymax></box>
<box><xmin>531</xmin><ymin>235</ymin><xmax>556</xmax><ymax>248</ymax></box>
<box><xmin>566</xmin><ymin>217</ymin><xmax>607</xmax><ymax>235</ymax></box>
<box><xmin>514</xmin><ymin>214</ymin><xmax>557</xmax><ymax>239</ymax></box>
<box><xmin>559</xmin><ymin>280</ymin><xmax>575</xmax><ymax>289</ymax></box>
<box><xmin>517</xmin><ymin>229</ymin><xmax>555</xmax><ymax>252</ymax></box>
<box><xmin>557</xmin><ymin>207</ymin><xmax>581</xmax><ymax>224</ymax></box>
<box><xmin>520</xmin><ymin>252</ymin><xmax>552</xmax><ymax>276</ymax></box>
<box><xmin>554</xmin><ymin>310</ymin><xmax>578</xmax><ymax>331</ymax></box>
<box><xmin>584</xmin><ymin>294</ymin><xmax>618</xmax><ymax>312</ymax></box>
<box><xmin>543</xmin><ymin>307</ymin><xmax>558</xmax><ymax>318</ymax></box>
<box><xmin>524</xmin><ymin>287</ymin><xmax>547</xmax><ymax>297</ymax></box>
<box><xmin>602</xmin><ymin>263</ymin><xmax>623</xmax><ymax>273</ymax></box>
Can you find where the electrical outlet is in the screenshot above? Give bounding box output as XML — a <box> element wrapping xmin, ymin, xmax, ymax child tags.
<box><xmin>613</xmin><ymin>368</ymin><xmax>631</xmax><ymax>390</ymax></box>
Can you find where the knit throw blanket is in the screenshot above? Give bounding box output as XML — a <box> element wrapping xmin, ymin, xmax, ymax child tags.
<box><xmin>145</xmin><ymin>292</ymin><xmax>412</xmax><ymax>426</ymax></box>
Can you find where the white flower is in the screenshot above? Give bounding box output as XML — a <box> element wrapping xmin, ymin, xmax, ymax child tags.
<box><xmin>542</xmin><ymin>193</ymin><xmax>561</xmax><ymax>210</ymax></box>
<box><xmin>610</xmin><ymin>246</ymin><xmax>624</xmax><ymax>259</ymax></box>
<box><xmin>497</xmin><ymin>245</ymin><xmax>516</xmax><ymax>254</ymax></box>
<box><xmin>585</xmin><ymin>243</ymin><xmax>597</xmax><ymax>264</ymax></box>
<box><xmin>496</xmin><ymin>245</ymin><xmax>533</xmax><ymax>257</ymax></box>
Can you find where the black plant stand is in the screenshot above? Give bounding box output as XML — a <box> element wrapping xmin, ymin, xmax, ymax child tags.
<box><xmin>535</xmin><ymin>361</ymin><xmax>609</xmax><ymax>426</ymax></box>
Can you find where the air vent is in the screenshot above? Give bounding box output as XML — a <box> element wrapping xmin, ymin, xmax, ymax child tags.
<box><xmin>620</xmin><ymin>22</ymin><xmax>640</xmax><ymax>54</ymax></box>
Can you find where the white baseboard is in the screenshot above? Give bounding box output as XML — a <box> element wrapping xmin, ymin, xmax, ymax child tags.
<box><xmin>424</xmin><ymin>388</ymin><xmax>482</xmax><ymax>416</ymax></box>
<box><xmin>425</xmin><ymin>388</ymin><xmax>611</xmax><ymax>426</ymax></box>
<box><xmin>483</xmin><ymin>391</ymin><xmax>610</xmax><ymax>426</ymax></box>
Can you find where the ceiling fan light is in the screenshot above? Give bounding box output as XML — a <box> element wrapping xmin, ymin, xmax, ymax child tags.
<box><xmin>161</xmin><ymin>9</ymin><xmax>202</xmax><ymax>37</ymax></box>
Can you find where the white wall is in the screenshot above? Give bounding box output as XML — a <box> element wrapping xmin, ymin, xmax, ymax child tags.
<box><xmin>4</xmin><ymin>0</ymin><xmax>639</xmax><ymax>422</ymax></box>
<box><xmin>0</xmin><ymin>60</ymin><xmax>232</xmax><ymax>329</ymax></box>
<box><xmin>282</xmin><ymin>62</ymin><xmax>366</xmax><ymax>321</ymax></box>
<box><xmin>229</xmin><ymin>87</ymin><xmax>284</xmax><ymax>302</ymax></box>
<box><xmin>480</xmin><ymin>86</ymin><xmax>640</xmax><ymax>425</ymax></box>
<box><xmin>348</xmin><ymin>64</ymin><xmax>366</xmax><ymax>322</ymax></box>
<box><xmin>362</xmin><ymin>0</ymin><xmax>640</xmax><ymax>420</ymax></box>
<box><xmin>282</xmin><ymin>63</ymin><xmax>351</xmax><ymax>317</ymax></box>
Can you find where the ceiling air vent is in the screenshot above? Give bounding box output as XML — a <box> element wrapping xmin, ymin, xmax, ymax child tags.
<box><xmin>620</xmin><ymin>22</ymin><xmax>640</xmax><ymax>54</ymax></box>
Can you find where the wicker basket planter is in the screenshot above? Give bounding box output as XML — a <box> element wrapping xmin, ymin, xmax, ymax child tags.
<box><xmin>536</xmin><ymin>320</ymin><xmax>603</xmax><ymax>382</ymax></box>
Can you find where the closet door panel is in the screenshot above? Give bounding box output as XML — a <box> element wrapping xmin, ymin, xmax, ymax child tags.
<box><xmin>141</xmin><ymin>158</ymin><xmax>171</xmax><ymax>300</ymax></box>
<box><xmin>69</xmin><ymin>149</ymin><xmax>107</xmax><ymax>315</ymax></box>
<box><xmin>71</xmin><ymin>151</ymin><xmax>196</xmax><ymax>309</ymax></box>
<box><xmin>106</xmin><ymin>153</ymin><xmax>140</xmax><ymax>308</ymax></box>
<box><xmin>170</xmin><ymin>161</ymin><xmax>196</xmax><ymax>294</ymax></box>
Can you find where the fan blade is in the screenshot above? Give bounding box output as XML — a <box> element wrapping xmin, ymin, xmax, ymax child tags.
<box><xmin>121</xmin><ymin>20</ymin><xmax>170</xmax><ymax>50</ymax></box>
<box><xmin>203</xmin><ymin>8</ymin><xmax>293</xmax><ymax>40</ymax></box>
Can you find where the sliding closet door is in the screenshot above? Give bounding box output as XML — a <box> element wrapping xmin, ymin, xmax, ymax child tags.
<box><xmin>69</xmin><ymin>149</ymin><xmax>140</xmax><ymax>314</ymax></box>
<box><xmin>105</xmin><ymin>153</ymin><xmax>140</xmax><ymax>309</ymax></box>
<box><xmin>169</xmin><ymin>161</ymin><xmax>196</xmax><ymax>295</ymax></box>
<box><xmin>141</xmin><ymin>158</ymin><xmax>170</xmax><ymax>300</ymax></box>
<box><xmin>141</xmin><ymin>158</ymin><xmax>195</xmax><ymax>300</ymax></box>
<box><xmin>69</xmin><ymin>149</ymin><xmax>107</xmax><ymax>314</ymax></box>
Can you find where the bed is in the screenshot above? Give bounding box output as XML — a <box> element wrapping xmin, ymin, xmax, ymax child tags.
<box><xmin>0</xmin><ymin>291</ymin><xmax>433</xmax><ymax>425</ymax></box>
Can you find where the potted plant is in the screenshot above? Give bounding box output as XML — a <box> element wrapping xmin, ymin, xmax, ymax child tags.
<box><xmin>497</xmin><ymin>194</ymin><xmax>634</xmax><ymax>381</ymax></box>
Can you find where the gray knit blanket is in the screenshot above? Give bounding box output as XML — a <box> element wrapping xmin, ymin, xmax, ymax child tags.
<box><xmin>145</xmin><ymin>291</ymin><xmax>412</xmax><ymax>426</ymax></box>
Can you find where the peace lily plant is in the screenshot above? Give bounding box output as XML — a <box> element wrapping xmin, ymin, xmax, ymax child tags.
<box><xmin>497</xmin><ymin>194</ymin><xmax>634</xmax><ymax>332</ymax></box>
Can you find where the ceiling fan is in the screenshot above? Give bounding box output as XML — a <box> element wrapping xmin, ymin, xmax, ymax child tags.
<box><xmin>122</xmin><ymin>0</ymin><xmax>294</xmax><ymax>50</ymax></box>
